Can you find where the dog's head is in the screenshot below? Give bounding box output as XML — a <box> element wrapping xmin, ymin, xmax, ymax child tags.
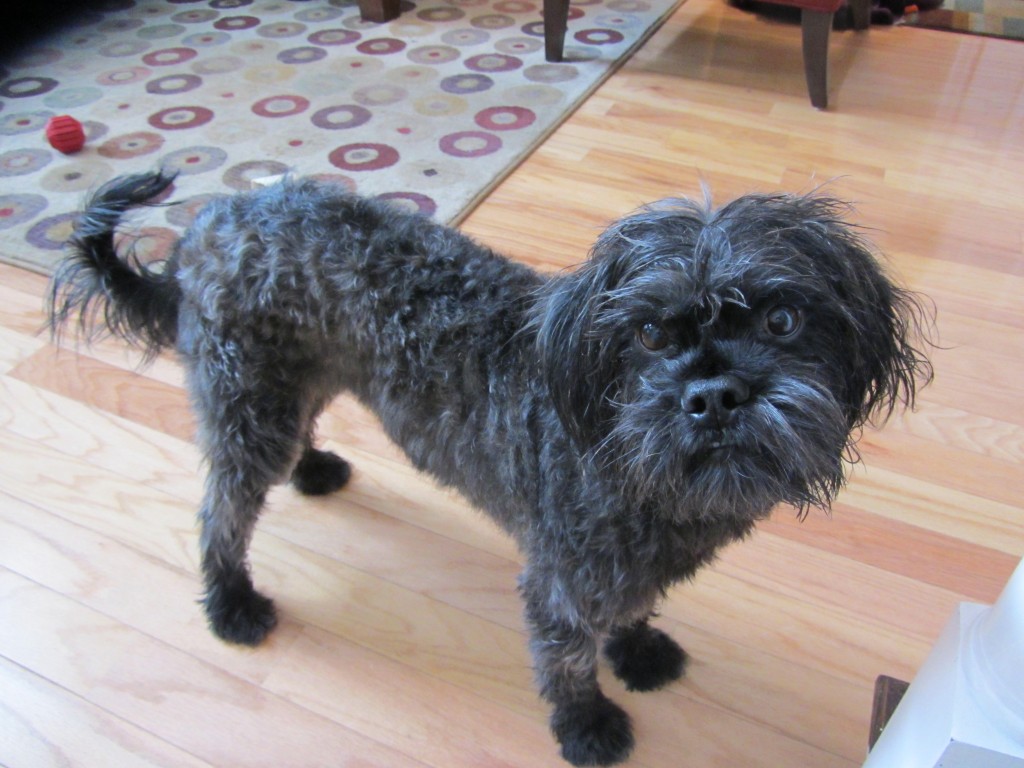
<box><xmin>535</xmin><ymin>192</ymin><xmax>932</xmax><ymax>522</ymax></box>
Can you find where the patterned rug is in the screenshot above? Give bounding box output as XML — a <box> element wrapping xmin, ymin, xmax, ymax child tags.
<box><xmin>902</xmin><ymin>0</ymin><xmax>1024</xmax><ymax>39</ymax></box>
<box><xmin>0</xmin><ymin>0</ymin><xmax>679</xmax><ymax>274</ymax></box>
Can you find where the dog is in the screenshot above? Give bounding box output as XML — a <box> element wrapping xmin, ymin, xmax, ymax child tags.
<box><xmin>48</xmin><ymin>171</ymin><xmax>932</xmax><ymax>766</ymax></box>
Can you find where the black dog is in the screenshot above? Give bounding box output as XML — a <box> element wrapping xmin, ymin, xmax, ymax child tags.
<box><xmin>49</xmin><ymin>171</ymin><xmax>931</xmax><ymax>765</ymax></box>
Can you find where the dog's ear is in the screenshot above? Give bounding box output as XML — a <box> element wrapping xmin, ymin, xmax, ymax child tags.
<box><xmin>804</xmin><ymin>200</ymin><xmax>934</xmax><ymax>428</ymax></box>
<box><xmin>533</xmin><ymin>200</ymin><xmax>711</xmax><ymax>449</ymax></box>
<box><xmin>533</xmin><ymin>254</ymin><xmax>626</xmax><ymax>450</ymax></box>
<box><xmin>842</xmin><ymin>268</ymin><xmax>934</xmax><ymax>428</ymax></box>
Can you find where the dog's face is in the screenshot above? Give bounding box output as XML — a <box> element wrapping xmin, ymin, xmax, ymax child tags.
<box><xmin>536</xmin><ymin>193</ymin><xmax>931</xmax><ymax>522</ymax></box>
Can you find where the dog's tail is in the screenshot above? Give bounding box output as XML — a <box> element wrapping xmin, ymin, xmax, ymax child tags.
<box><xmin>48</xmin><ymin>170</ymin><xmax>182</xmax><ymax>361</ymax></box>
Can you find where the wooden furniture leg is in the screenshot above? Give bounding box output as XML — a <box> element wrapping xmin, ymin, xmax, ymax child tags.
<box><xmin>869</xmin><ymin>676</ymin><xmax>910</xmax><ymax>749</ymax></box>
<box><xmin>358</xmin><ymin>0</ymin><xmax>401</xmax><ymax>24</ymax></box>
<box><xmin>801</xmin><ymin>8</ymin><xmax>834</xmax><ymax>109</ymax></box>
<box><xmin>544</xmin><ymin>0</ymin><xmax>571</xmax><ymax>61</ymax></box>
<box><xmin>850</xmin><ymin>0</ymin><xmax>870</xmax><ymax>29</ymax></box>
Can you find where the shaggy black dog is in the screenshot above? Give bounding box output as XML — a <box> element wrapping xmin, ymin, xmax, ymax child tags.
<box><xmin>49</xmin><ymin>171</ymin><xmax>931</xmax><ymax>765</ymax></box>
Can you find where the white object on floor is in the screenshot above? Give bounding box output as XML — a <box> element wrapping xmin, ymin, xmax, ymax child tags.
<box><xmin>864</xmin><ymin>556</ymin><xmax>1024</xmax><ymax>767</ymax></box>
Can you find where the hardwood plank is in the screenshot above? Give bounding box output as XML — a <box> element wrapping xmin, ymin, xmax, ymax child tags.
<box><xmin>764</xmin><ymin>500</ymin><xmax>1021</xmax><ymax>599</ymax></box>
<box><xmin>0</xmin><ymin>264</ymin><xmax>51</xmax><ymax>336</ymax></box>
<box><xmin>264</xmin><ymin>627</ymin><xmax>567</xmax><ymax>768</ymax></box>
<box><xmin>2</xmin><ymin>369</ymin><xmax>520</xmax><ymax>564</ymax></box>
<box><xmin>0</xmin><ymin>428</ymin><xmax>200</xmax><ymax>574</ymax></box>
<box><xmin>718</xmin><ymin>528</ymin><xmax>987</xmax><ymax>638</ymax></box>
<box><xmin>0</xmin><ymin>375</ymin><xmax>201</xmax><ymax>501</ymax></box>
<box><xmin>0</xmin><ymin>482</ymin><xmax>530</xmax><ymax>715</ymax></box>
<box><xmin>0</xmin><ymin>569</ymin><xmax>429</xmax><ymax>768</ymax></box>
<box><xmin>889</xmin><ymin>401</ymin><xmax>1024</xmax><ymax>464</ymax></box>
<box><xmin>855</xmin><ymin>427</ymin><xmax>1024</xmax><ymax>507</ymax></box>
<box><xmin>665</xmin><ymin>623</ymin><xmax>872</xmax><ymax>760</ymax></box>
<box><xmin>257</xmin><ymin>486</ymin><xmax>527</xmax><ymax>631</ymax></box>
<box><xmin>0</xmin><ymin>325</ymin><xmax>45</xmax><ymax>374</ymax></box>
<box><xmin>830</xmin><ymin>468</ymin><xmax>1024</xmax><ymax>560</ymax></box>
<box><xmin>266</xmin><ymin>627</ymin><xmax>856</xmax><ymax>768</ymax></box>
<box><xmin>9</xmin><ymin>348</ymin><xmax>195</xmax><ymax>442</ymax></box>
<box><xmin>0</xmin><ymin>658</ymin><xmax>212</xmax><ymax>768</ymax></box>
<box><xmin>661</xmin><ymin>564</ymin><xmax>934</xmax><ymax>686</ymax></box>
<box><xmin>0</xmin><ymin>491</ymin><xmax>300</xmax><ymax>687</ymax></box>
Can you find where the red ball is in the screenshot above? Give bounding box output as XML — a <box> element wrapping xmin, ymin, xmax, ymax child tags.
<box><xmin>45</xmin><ymin>115</ymin><xmax>86</xmax><ymax>154</ymax></box>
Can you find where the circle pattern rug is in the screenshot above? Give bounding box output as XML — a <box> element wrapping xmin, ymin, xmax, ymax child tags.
<box><xmin>0</xmin><ymin>0</ymin><xmax>679</xmax><ymax>273</ymax></box>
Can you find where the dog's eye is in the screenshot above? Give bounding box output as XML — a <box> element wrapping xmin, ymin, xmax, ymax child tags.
<box><xmin>764</xmin><ymin>305</ymin><xmax>803</xmax><ymax>338</ymax></box>
<box><xmin>637</xmin><ymin>322</ymin><xmax>669</xmax><ymax>351</ymax></box>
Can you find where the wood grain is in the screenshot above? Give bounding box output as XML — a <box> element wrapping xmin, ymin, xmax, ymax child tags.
<box><xmin>3</xmin><ymin>2</ymin><xmax>1023</xmax><ymax>766</ymax></box>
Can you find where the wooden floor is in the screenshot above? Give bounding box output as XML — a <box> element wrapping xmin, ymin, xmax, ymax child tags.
<box><xmin>3</xmin><ymin>1</ymin><xmax>1023</xmax><ymax>765</ymax></box>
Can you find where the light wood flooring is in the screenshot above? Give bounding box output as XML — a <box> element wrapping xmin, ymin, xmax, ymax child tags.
<box><xmin>2</xmin><ymin>0</ymin><xmax>1023</xmax><ymax>765</ymax></box>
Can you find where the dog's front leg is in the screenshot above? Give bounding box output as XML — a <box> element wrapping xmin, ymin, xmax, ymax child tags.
<box><xmin>524</xmin><ymin>586</ymin><xmax>634</xmax><ymax>766</ymax></box>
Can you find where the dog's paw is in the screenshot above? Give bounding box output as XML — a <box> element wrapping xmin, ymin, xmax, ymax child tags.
<box><xmin>604</xmin><ymin>623</ymin><xmax>688</xmax><ymax>692</ymax></box>
<box><xmin>204</xmin><ymin>582</ymin><xmax>278</xmax><ymax>646</ymax></box>
<box><xmin>551</xmin><ymin>694</ymin><xmax>634</xmax><ymax>766</ymax></box>
<box><xmin>291</xmin><ymin>448</ymin><xmax>352</xmax><ymax>496</ymax></box>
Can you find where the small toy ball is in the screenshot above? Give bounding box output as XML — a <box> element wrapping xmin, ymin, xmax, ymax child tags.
<box><xmin>45</xmin><ymin>115</ymin><xmax>86</xmax><ymax>154</ymax></box>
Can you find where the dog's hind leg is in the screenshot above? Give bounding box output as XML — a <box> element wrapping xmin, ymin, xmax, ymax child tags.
<box><xmin>289</xmin><ymin>389</ymin><xmax>352</xmax><ymax>496</ymax></box>
<box><xmin>198</xmin><ymin>479</ymin><xmax>279</xmax><ymax>647</ymax></box>
<box><xmin>603</xmin><ymin>618</ymin><xmax>688</xmax><ymax>692</ymax></box>
<box><xmin>291</xmin><ymin>438</ymin><xmax>352</xmax><ymax>497</ymax></box>
<box><xmin>189</xmin><ymin>352</ymin><xmax>319</xmax><ymax>646</ymax></box>
<box><xmin>196</xmin><ymin>422</ymin><xmax>296</xmax><ymax>645</ymax></box>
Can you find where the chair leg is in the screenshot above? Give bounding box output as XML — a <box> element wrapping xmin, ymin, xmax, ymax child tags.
<box><xmin>801</xmin><ymin>8</ymin><xmax>833</xmax><ymax>109</ymax></box>
<box><xmin>544</xmin><ymin>0</ymin><xmax>571</xmax><ymax>61</ymax></box>
<box><xmin>849</xmin><ymin>0</ymin><xmax>870</xmax><ymax>30</ymax></box>
<box><xmin>358</xmin><ymin>0</ymin><xmax>401</xmax><ymax>23</ymax></box>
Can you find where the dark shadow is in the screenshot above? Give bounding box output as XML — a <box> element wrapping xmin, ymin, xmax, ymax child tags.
<box><xmin>2</xmin><ymin>0</ymin><xmax>130</xmax><ymax>65</ymax></box>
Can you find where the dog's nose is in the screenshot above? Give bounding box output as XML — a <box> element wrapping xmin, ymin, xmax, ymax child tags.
<box><xmin>682</xmin><ymin>375</ymin><xmax>750</xmax><ymax>428</ymax></box>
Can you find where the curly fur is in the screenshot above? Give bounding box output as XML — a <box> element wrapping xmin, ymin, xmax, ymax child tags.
<box><xmin>48</xmin><ymin>172</ymin><xmax>932</xmax><ymax>766</ymax></box>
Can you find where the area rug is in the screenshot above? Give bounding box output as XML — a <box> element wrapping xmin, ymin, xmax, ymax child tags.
<box><xmin>901</xmin><ymin>0</ymin><xmax>1024</xmax><ymax>39</ymax></box>
<box><xmin>0</xmin><ymin>0</ymin><xmax>679</xmax><ymax>274</ymax></box>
